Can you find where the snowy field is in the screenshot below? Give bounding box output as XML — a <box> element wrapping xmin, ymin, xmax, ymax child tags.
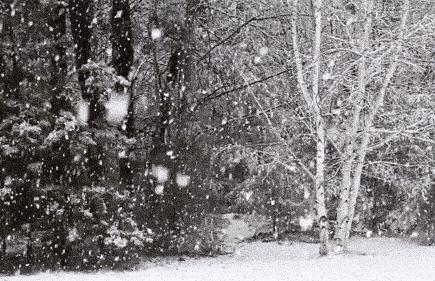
<box><xmin>3</xmin><ymin>238</ymin><xmax>435</xmax><ymax>281</ymax></box>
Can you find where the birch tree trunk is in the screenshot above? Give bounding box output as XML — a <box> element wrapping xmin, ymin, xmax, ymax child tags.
<box><xmin>334</xmin><ymin>0</ymin><xmax>373</xmax><ymax>247</ymax></box>
<box><xmin>312</xmin><ymin>0</ymin><xmax>327</xmax><ymax>221</ymax></box>
<box><xmin>290</xmin><ymin>0</ymin><xmax>328</xmax><ymax>253</ymax></box>
<box><xmin>342</xmin><ymin>0</ymin><xmax>410</xmax><ymax>242</ymax></box>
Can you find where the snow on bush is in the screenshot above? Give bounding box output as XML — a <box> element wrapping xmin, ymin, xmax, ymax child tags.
<box><xmin>104</xmin><ymin>220</ymin><xmax>151</xmax><ymax>249</ymax></box>
<box><xmin>68</xmin><ymin>227</ymin><xmax>80</xmax><ymax>242</ymax></box>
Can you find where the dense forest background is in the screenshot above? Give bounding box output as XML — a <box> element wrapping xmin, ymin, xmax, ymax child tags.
<box><xmin>0</xmin><ymin>0</ymin><xmax>434</xmax><ymax>273</ymax></box>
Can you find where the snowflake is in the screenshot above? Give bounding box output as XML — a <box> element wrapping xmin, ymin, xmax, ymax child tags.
<box><xmin>176</xmin><ymin>173</ymin><xmax>191</xmax><ymax>187</ymax></box>
<box><xmin>151</xmin><ymin>28</ymin><xmax>162</xmax><ymax>40</ymax></box>
<box><xmin>152</xmin><ymin>165</ymin><xmax>170</xmax><ymax>183</ymax></box>
<box><xmin>154</xmin><ymin>185</ymin><xmax>164</xmax><ymax>195</ymax></box>
<box><xmin>322</xmin><ymin>72</ymin><xmax>333</xmax><ymax>81</ymax></box>
<box><xmin>241</xmin><ymin>190</ymin><xmax>253</xmax><ymax>201</ymax></box>
<box><xmin>259</xmin><ymin>46</ymin><xmax>268</xmax><ymax>56</ymax></box>
<box><xmin>115</xmin><ymin>10</ymin><xmax>123</xmax><ymax>19</ymax></box>
<box><xmin>299</xmin><ymin>215</ymin><xmax>314</xmax><ymax>232</ymax></box>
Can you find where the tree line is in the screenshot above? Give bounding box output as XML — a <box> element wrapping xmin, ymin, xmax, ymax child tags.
<box><xmin>0</xmin><ymin>0</ymin><xmax>434</xmax><ymax>272</ymax></box>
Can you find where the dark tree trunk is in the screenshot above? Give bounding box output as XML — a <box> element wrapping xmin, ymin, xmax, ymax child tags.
<box><xmin>111</xmin><ymin>0</ymin><xmax>135</xmax><ymax>185</ymax></box>
<box><xmin>69</xmin><ymin>0</ymin><xmax>104</xmax><ymax>185</ymax></box>
<box><xmin>69</xmin><ymin>0</ymin><xmax>105</xmax><ymax>125</ymax></box>
<box><xmin>111</xmin><ymin>0</ymin><xmax>134</xmax><ymax>79</ymax></box>
<box><xmin>69</xmin><ymin>0</ymin><xmax>93</xmax><ymax>100</ymax></box>
<box><xmin>146</xmin><ymin>1</ymin><xmax>204</xmax><ymax>250</ymax></box>
<box><xmin>42</xmin><ymin>2</ymin><xmax>74</xmax><ymax>187</ymax></box>
<box><xmin>154</xmin><ymin>0</ymin><xmax>203</xmax><ymax>145</ymax></box>
<box><xmin>48</xmin><ymin>2</ymin><xmax>69</xmax><ymax>115</ymax></box>
<box><xmin>156</xmin><ymin>48</ymin><xmax>180</xmax><ymax>145</ymax></box>
<box><xmin>1</xmin><ymin>238</ymin><xmax>5</xmax><ymax>259</ymax></box>
<box><xmin>25</xmin><ymin>228</ymin><xmax>33</xmax><ymax>264</ymax></box>
<box><xmin>0</xmin><ymin>199</ymin><xmax>6</xmax><ymax>258</ymax></box>
<box><xmin>0</xmin><ymin>15</ymin><xmax>26</xmax><ymax>99</ymax></box>
<box><xmin>179</xmin><ymin>0</ymin><xmax>202</xmax><ymax>101</ymax></box>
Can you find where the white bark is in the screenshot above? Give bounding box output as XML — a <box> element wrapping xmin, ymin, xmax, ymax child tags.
<box><xmin>290</xmin><ymin>0</ymin><xmax>326</xmax><ymax>219</ymax></box>
<box><xmin>290</xmin><ymin>0</ymin><xmax>313</xmax><ymax>108</ymax></box>
<box><xmin>312</xmin><ymin>0</ymin><xmax>326</xmax><ymax>220</ymax></box>
<box><xmin>343</xmin><ymin>0</ymin><xmax>411</xmax><ymax>240</ymax></box>
<box><xmin>335</xmin><ymin>0</ymin><xmax>373</xmax><ymax>245</ymax></box>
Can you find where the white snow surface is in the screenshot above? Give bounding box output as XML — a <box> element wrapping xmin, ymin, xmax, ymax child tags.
<box><xmin>3</xmin><ymin>238</ymin><xmax>435</xmax><ymax>281</ymax></box>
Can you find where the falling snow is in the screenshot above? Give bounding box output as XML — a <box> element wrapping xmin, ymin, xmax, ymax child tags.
<box><xmin>0</xmin><ymin>0</ymin><xmax>433</xmax><ymax>279</ymax></box>
<box><xmin>151</xmin><ymin>165</ymin><xmax>170</xmax><ymax>184</ymax></box>
<box><xmin>151</xmin><ymin>28</ymin><xmax>162</xmax><ymax>40</ymax></box>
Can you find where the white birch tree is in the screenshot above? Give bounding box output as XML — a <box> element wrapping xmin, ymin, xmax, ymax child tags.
<box><xmin>290</xmin><ymin>0</ymin><xmax>329</xmax><ymax>252</ymax></box>
<box><xmin>290</xmin><ymin>0</ymin><xmax>421</xmax><ymax>252</ymax></box>
<box><xmin>334</xmin><ymin>0</ymin><xmax>411</xmax><ymax>247</ymax></box>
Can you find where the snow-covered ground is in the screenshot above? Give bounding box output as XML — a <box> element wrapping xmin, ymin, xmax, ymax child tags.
<box><xmin>3</xmin><ymin>237</ymin><xmax>435</xmax><ymax>281</ymax></box>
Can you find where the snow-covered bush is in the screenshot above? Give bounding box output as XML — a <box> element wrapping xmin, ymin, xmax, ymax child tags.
<box><xmin>177</xmin><ymin>214</ymin><xmax>227</xmax><ymax>256</ymax></box>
